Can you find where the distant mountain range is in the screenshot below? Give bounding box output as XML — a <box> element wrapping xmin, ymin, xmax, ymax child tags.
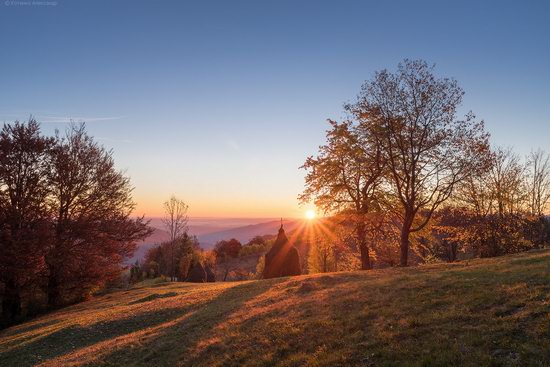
<box><xmin>127</xmin><ymin>217</ymin><xmax>300</xmax><ymax>263</ymax></box>
<box><xmin>195</xmin><ymin>219</ymin><xmax>300</xmax><ymax>249</ymax></box>
<box><xmin>127</xmin><ymin>227</ymin><xmax>170</xmax><ymax>264</ymax></box>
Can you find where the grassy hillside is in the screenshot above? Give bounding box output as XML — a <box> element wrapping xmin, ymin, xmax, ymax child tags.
<box><xmin>1</xmin><ymin>250</ymin><xmax>549</xmax><ymax>367</ymax></box>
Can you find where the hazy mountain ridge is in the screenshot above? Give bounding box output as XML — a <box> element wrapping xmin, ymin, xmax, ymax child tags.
<box><xmin>128</xmin><ymin>228</ymin><xmax>171</xmax><ymax>264</ymax></box>
<box><xmin>195</xmin><ymin>219</ymin><xmax>300</xmax><ymax>249</ymax></box>
<box><xmin>129</xmin><ymin>218</ymin><xmax>300</xmax><ymax>263</ymax></box>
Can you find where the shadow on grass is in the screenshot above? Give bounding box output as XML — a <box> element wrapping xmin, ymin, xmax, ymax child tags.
<box><xmin>91</xmin><ymin>279</ymin><xmax>282</xmax><ymax>366</ymax></box>
<box><xmin>0</xmin><ymin>302</ymin><xmax>199</xmax><ymax>367</ymax></box>
<box><xmin>4</xmin><ymin>251</ymin><xmax>550</xmax><ymax>367</ymax></box>
<box><xmin>181</xmin><ymin>265</ymin><xmax>548</xmax><ymax>366</ymax></box>
<box><xmin>181</xmin><ymin>273</ymin><xmax>379</xmax><ymax>366</ymax></box>
<box><xmin>10</xmin><ymin>279</ymin><xmax>284</xmax><ymax>366</ymax></box>
<box><xmin>128</xmin><ymin>292</ymin><xmax>179</xmax><ymax>305</ymax></box>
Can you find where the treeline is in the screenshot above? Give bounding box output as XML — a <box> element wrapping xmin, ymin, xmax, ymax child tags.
<box><xmin>131</xmin><ymin>233</ymin><xmax>216</xmax><ymax>283</ymax></box>
<box><xmin>0</xmin><ymin>120</ymin><xmax>150</xmax><ymax>326</ymax></box>
<box><xmin>302</xmin><ymin>59</ymin><xmax>550</xmax><ymax>271</ymax></box>
<box><xmin>128</xmin><ymin>196</ymin><xmax>215</xmax><ymax>284</ymax></box>
<box><xmin>214</xmin><ymin>236</ymin><xmax>272</xmax><ymax>280</ymax></box>
<box><xmin>423</xmin><ymin>147</ymin><xmax>550</xmax><ymax>260</ymax></box>
<box><xmin>133</xmin><ymin>235</ymin><xmax>272</xmax><ymax>283</ymax></box>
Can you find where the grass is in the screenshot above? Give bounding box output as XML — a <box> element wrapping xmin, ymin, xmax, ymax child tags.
<box><xmin>1</xmin><ymin>250</ymin><xmax>549</xmax><ymax>367</ymax></box>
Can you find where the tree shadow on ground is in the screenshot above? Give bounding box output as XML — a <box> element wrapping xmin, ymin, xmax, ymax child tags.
<box><xmin>92</xmin><ymin>257</ymin><xmax>548</xmax><ymax>367</ymax></box>
<box><xmin>180</xmin><ymin>273</ymin><xmax>372</xmax><ymax>366</ymax></box>
<box><xmin>86</xmin><ymin>279</ymin><xmax>282</xmax><ymax>367</ymax></box>
<box><xmin>8</xmin><ymin>253</ymin><xmax>549</xmax><ymax>367</ymax></box>
<box><xmin>11</xmin><ymin>279</ymin><xmax>284</xmax><ymax>367</ymax></box>
<box><xmin>128</xmin><ymin>292</ymin><xmax>179</xmax><ymax>305</ymax></box>
<box><xmin>0</xmin><ymin>301</ymin><xmax>198</xmax><ymax>366</ymax></box>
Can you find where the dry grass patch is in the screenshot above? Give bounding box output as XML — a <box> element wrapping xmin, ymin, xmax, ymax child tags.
<box><xmin>1</xmin><ymin>250</ymin><xmax>549</xmax><ymax>366</ymax></box>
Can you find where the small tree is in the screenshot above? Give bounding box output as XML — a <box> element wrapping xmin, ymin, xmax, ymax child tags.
<box><xmin>143</xmin><ymin>233</ymin><xmax>198</xmax><ymax>280</ymax></box>
<box><xmin>308</xmin><ymin>238</ymin><xmax>337</xmax><ymax>273</ymax></box>
<box><xmin>214</xmin><ymin>238</ymin><xmax>242</xmax><ymax>258</ymax></box>
<box><xmin>162</xmin><ymin>195</ymin><xmax>189</xmax><ymax>281</ymax></box>
<box><xmin>253</xmin><ymin>255</ymin><xmax>265</xmax><ymax>279</ymax></box>
<box><xmin>144</xmin><ymin>261</ymin><xmax>159</xmax><ymax>278</ymax></box>
<box><xmin>490</xmin><ymin>147</ymin><xmax>526</xmax><ymax>217</ymax></box>
<box><xmin>130</xmin><ymin>261</ymin><xmax>143</xmax><ymax>283</ymax></box>
<box><xmin>213</xmin><ymin>239</ymin><xmax>242</xmax><ymax>281</ymax></box>
<box><xmin>526</xmin><ymin>149</ymin><xmax>550</xmax><ymax>216</ymax></box>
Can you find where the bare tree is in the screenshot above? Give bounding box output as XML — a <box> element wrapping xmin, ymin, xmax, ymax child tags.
<box><xmin>455</xmin><ymin>147</ymin><xmax>527</xmax><ymax>218</ymax></box>
<box><xmin>526</xmin><ymin>149</ymin><xmax>550</xmax><ymax>216</ymax></box>
<box><xmin>453</xmin><ymin>147</ymin><xmax>549</xmax><ymax>256</ymax></box>
<box><xmin>352</xmin><ymin>59</ymin><xmax>490</xmax><ymax>266</ymax></box>
<box><xmin>490</xmin><ymin>147</ymin><xmax>526</xmax><ymax>217</ymax></box>
<box><xmin>162</xmin><ymin>195</ymin><xmax>189</xmax><ymax>281</ymax></box>
<box><xmin>455</xmin><ymin>170</ymin><xmax>495</xmax><ymax>218</ymax></box>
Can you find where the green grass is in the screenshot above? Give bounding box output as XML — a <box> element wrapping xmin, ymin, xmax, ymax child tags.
<box><xmin>1</xmin><ymin>250</ymin><xmax>549</xmax><ymax>367</ymax></box>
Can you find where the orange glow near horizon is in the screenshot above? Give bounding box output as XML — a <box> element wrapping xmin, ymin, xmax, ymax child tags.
<box><xmin>128</xmin><ymin>164</ymin><xmax>311</xmax><ymax>219</ymax></box>
<box><xmin>132</xmin><ymin>193</ymin><xmax>311</xmax><ymax>219</ymax></box>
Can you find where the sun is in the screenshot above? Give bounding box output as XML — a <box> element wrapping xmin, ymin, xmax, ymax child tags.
<box><xmin>305</xmin><ymin>209</ymin><xmax>316</xmax><ymax>220</ymax></box>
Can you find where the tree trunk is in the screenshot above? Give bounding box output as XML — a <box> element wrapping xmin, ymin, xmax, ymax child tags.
<box><xmin>399</xmin><ymin>209</ymin><xmax>416</xmax><ymax>267</ymax></box>
<box><xmin>450</xmin><ymin>243</ymin><xmax>457</xmax><ymax>262</ymax></box>
<box><xmin>47</xmin><ymin>270</ymin><xmax>61</xmax><ymax>308</ymax></box>
<box><xmin>360</xmin><ymin>244</ymin><xmax>372</xmax><ymax>270</ymax></box>
<box><xmin>1</xmin><ymin>279</ymin><xmax>22</xmax><ymax>325</ymax></box>
<box><xmin>400</xmin><ymin>226</ymin><xmax>411</xmax><ymax>267</ymax></box>
<box><xmin>357</xmin><ymin>222</ymin><xmax>372</xmax><ymax>270</ymax></box>
<box><xmin>223</xmin><ymin>268</ymin><xmax>229</xmax><ymax>281</ymax></box>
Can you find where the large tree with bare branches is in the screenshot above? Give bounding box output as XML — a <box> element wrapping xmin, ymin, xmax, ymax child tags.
<box><xmin>352</xmin><ymin>59</ymin><xmax>490</xmax><ymax>266</ymax></box>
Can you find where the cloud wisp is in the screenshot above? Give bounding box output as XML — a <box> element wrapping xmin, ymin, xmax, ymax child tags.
<box><xmin>39</xmin><ymin>115</ymin><xmax>124</xmax><ymax>123</ymax></box>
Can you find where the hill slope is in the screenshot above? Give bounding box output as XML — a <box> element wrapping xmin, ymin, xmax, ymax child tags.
<box><xmin>1</xmin><ymin>250</ymin><xmax>549</xmax><ymax>366</ymax></box>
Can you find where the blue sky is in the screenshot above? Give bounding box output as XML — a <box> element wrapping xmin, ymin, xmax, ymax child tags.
<box><xmin>1</xmin><ymin>0</ymin><xmax>549</xmax><ymax>217</ymax></box>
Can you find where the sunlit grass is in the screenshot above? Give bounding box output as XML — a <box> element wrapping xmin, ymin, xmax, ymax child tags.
<box><xmin>1</xmin><ymin>250</ymin><xmax>549</xmax><ymax>366</ymax></box>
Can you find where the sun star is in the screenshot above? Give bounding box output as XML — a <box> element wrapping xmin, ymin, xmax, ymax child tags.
<box><xmin>305</xmin><ymin>209</ymin><xmax>316</xmax><ymax>220</ymax></box>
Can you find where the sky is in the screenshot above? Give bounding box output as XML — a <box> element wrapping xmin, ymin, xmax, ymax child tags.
<box><xmin>0</xmin><ymin>0</ymin><xmax>549</xmax><ymax>218</ymax></box>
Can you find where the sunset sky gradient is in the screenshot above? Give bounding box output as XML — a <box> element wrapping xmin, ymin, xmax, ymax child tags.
<box><xmin>1</xmin><ymin>0</ymin><xmax>549</xmax><ymax>218</ymax></box>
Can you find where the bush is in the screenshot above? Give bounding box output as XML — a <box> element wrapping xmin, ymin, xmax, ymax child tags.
<box><xmin>214</xmin><ymin>239</ymin><xmax>242</xmax><ymax>258</ymax></box>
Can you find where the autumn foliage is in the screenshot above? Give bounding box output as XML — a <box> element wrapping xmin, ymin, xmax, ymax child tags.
<box><xmin>141</xmin><ymin>233</ymin><xmax>204</xmax><ymax>281</ymax></box>
<box><xmin>0</xmin><ymin>120</ymin><xmax>150</xmax><ymax>326</ymax></box>
<box><xmin>302</xmin><ymin>60</ymin><xmax>550</xmax><ymax>270</ymax></box>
